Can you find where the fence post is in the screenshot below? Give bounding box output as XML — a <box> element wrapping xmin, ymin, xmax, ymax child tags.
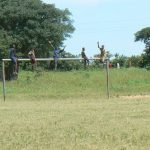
<box><xmin>2</xmin><ymin>60</ymin><xmax>6</xmax><ymax>101</ymax></box>
<box><xmin>106</xmin><ymin>59</ymin><xmax>110</xmax><ymax>99</ymax></box>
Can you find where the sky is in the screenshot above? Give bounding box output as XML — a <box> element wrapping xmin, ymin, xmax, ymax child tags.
<box><xmin>42</xmin><ymin>0</ymin><xmax>150</xmax><ymax>57</ymax></box>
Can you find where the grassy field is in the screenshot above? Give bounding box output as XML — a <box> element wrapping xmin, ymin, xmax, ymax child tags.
<box><xmin>1</xmin><ymin>67</ymin><xmax>150</xmax><ymax>99</ymax></box>
<box><xmin>0</xmin><ymin>68</ymin><xmax>150</xmax><ymax>150</ymax></box>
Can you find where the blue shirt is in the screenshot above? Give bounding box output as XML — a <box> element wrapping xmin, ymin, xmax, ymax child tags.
<box><xmin>53</xmin><ymin>49</ymin><xmax>64</xmax><ymax>59</ymax></box>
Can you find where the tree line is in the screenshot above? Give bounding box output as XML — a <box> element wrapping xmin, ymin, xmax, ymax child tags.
<box><xmin>0</xmin><ymin>0</ymin><xmax>150</xmax><ymax>70</ymax></box>
<box><xmin>112</xmin><ymin>27</ymin><xmax>150</xmax><ymax>69</ymax></box>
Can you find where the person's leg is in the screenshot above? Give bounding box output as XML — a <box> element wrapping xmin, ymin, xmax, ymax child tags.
<box><xmin>54</xmin><ymin>58</ymin><xmax>58</xmax><ymax>70</ymax></box>
<box><xmin>31</xmin><ymin>59</ymin><xmax>36</xmax><ymax>71</ymax></box>
<box><xmin>12</xmin><ymin>58</ymin><xmax>17</xmax><ymax>74</ymax></box>
<box><xmin>87</xmin><ymin>58</ymin><xmax>89</xmax><ymax>66</ymax></box>
<box><xmin>84</xmin><ymin>59</ymin><xmax>86</xmax><ymax>69</ymax></box>
<box><xmin>14</xmin><ymin>63</ymin><xmax>17</xmax><ymax>74</ymax></box>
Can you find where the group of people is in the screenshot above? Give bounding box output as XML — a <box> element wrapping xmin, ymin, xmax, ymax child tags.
<box><xmin>9</xmin><ymin>41</ymin><xmax>107</xmax><ymax>74</ymax></box>
<box><xmin>9</xmin><ymin>44</ymin><xmax>36</xmax><ymax>75</ymax></box>
<box><xmin>81</xmin><ymin>42</ymin><xmax>107</xmax><ymax>69</ymax></box>
<box><xmin>9</xmin><ymin>41</ymin><xmax>66</xmax><ymax>74</ymax></box>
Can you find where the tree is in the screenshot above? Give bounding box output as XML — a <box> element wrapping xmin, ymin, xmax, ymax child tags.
<box><xmin>135</xmin><ymin>27</ymin><xmax>150</xmax><ymax>46</ymax></box>
<box><xmin>112</xmin><ymin>53</ymin><xmax>128</xmax><ymax>67</ymax></box>
<box><xmin>0</xmin><ymin>0</ymin><xmax>75</xmax><ymax>58</ymax></box>
<box><xmin>127</xmin><ymin>55</ymin><xmax>142</xmax><ymax>68</ymax></box>
<box><xmin>135</xmin><ymin>27</ymin><xmax>150</xmax><ymax>67</ymax></box>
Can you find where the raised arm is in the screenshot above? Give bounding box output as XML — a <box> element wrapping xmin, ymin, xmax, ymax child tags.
<box><xmin>59</xmin><ymin>45</ymin><xmax>66</xmax><ymax>53</ymax></box>
<box><xmin>97</xmin><ymin>41</ymin><xmax>100</xmax><ymax>49</ymax></box>
<box><xmin>62</xmin><ymin>45</ymin><xmax>66</xmax><ymax>51</ymax></box>
<box><xmin>48</xmin><ymin>41</ymin><xmax>55</xmax><ymax>49</ymax></box>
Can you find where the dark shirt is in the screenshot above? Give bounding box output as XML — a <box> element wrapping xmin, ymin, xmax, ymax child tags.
<box><xmin>9</xmin><ymin>48</ymin><xmax>16</xmax><ymax>58</ymax></box>
<box><xmin>100</xmin><ymin>48</ymin><xmax>106</xmax><ymax>57</ymax></box>
<box><xmin>81</xmin><ymin>51</ymin><xmax>87</xmax><ymax>59</ymax></box>
<box><xmin>9</xmin><ymin>48</ymin><xmax>17</xmax><ymax>63</ymax></box>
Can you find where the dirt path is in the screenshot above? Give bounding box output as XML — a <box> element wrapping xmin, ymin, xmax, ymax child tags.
<box><xmin>120</xmin><ymin>95</ymin><xmax>150</xmax><ymax>100</ymax></box>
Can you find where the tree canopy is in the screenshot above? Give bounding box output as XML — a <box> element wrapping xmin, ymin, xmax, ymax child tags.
<box><xmin>135</xmin><ymin>27</ymin><xmax>150</xmax><ymax>48</ymax></box>
<box><xmin>0</xmin><ymin>0</ymin><xmax>75</xmax><ymax>57</ymax></box>
<box><xmin>135</xmin><ymin>27</ymin><xmax>150</xmax><ymax>67</ymax></box>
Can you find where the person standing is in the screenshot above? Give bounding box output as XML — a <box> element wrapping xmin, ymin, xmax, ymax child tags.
<box><xmin>97</xmin><ymin>42</ymin><xmax>107</xmax><ymax>63</ymax></box>
<box><xmin>117</xmin><ymin>63</ymin><xmax>120</xmax><ymax>69</ymax></box>
<box><xmin>81</xmin><ymin>47</ymin><xmax>89</xmax><ymax>69</ymax></box>
<box><xmin>9</xmin><ymin>44</ymin><xmax>18</xmax><ymax>74</ymax></box>
<box><xmin>28</xmin><ymin>48</ymin><xmax>36</xmax><ymax>70</ymax></box>
<box><xmin>48</xmin><ymin>41</ymin><xmax>66</xmax><ymax>70</ymax></box>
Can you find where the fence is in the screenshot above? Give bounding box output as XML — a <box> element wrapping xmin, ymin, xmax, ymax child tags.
<box><xmin>2</xmin><ymin>58</ymin><xmax>110</xmax><ymax>101</ymax></box>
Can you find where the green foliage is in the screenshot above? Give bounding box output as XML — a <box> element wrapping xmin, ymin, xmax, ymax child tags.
<box><xmin>135</xmin><ymin>27</ymin><xmax>150</xmax><ymax>67</ymax></box>
<box><xmin>48</xmin><ymin>52</ymin><xmax>82</xmax><ymax>70</ymax></box>
<box><xmin>112</xmin><ymin>53</ymin><xmax>128</xmax><ymax>67</ymax></box>
<box><xmin>127</xmin><ymin>55</ymin><xmax>143</xmax><ymax>68</ymax></box>
<box><xmin>135</xmin><ymin>27</ymin><xmax>150</xmax><ymax>45</ymax></box>
<box><xmin>0</xmin><ymin>0</ymin><xmax>75</xmax><ymax>58</ymax></box>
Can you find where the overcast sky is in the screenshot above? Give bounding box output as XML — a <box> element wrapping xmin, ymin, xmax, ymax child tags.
<box><xmin>42</xmin><ymin>0</ymin><xmax>150</xmax><ymax>57</ymax></box>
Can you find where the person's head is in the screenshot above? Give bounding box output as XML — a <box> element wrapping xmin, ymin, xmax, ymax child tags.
<box><xmin>82</xmin><ymin>47</ymin><xmax>85</xmax><ymax>51</ymax></box>
<box><xmin>10</xmin><ymin>44</ymin><xmax>16</xmax><ymax>48</ymax></box>
<box><xmin>13</xmin><ymin>44</ymin><xmax>16</xmax><ymax>48</ymax></box>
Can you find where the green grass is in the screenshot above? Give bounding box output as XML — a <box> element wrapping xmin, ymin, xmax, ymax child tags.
<box><xmin>0</xmin><ymin>68</ymin><xmax>150</xmax><ymax>149</ymax></box>
<box><xmin>110</xmin><ymin>68</ymin><xmax>150</xmax><ymax>96</ymax></box>
<box><xmin>1</xmin><ymin>68</ymin><xmax>150</xmax><ymax>99</ymax></box>
<box><xmin>0</xmin><ymin>98</ymin><xmax>150</xmax><ymax>150</ymax></box>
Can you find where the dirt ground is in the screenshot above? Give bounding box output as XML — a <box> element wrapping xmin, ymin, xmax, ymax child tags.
<box><xmin>120</xmin><ymin>95</ymin><xmax>150</xmax><ymax>100</ymax></box>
